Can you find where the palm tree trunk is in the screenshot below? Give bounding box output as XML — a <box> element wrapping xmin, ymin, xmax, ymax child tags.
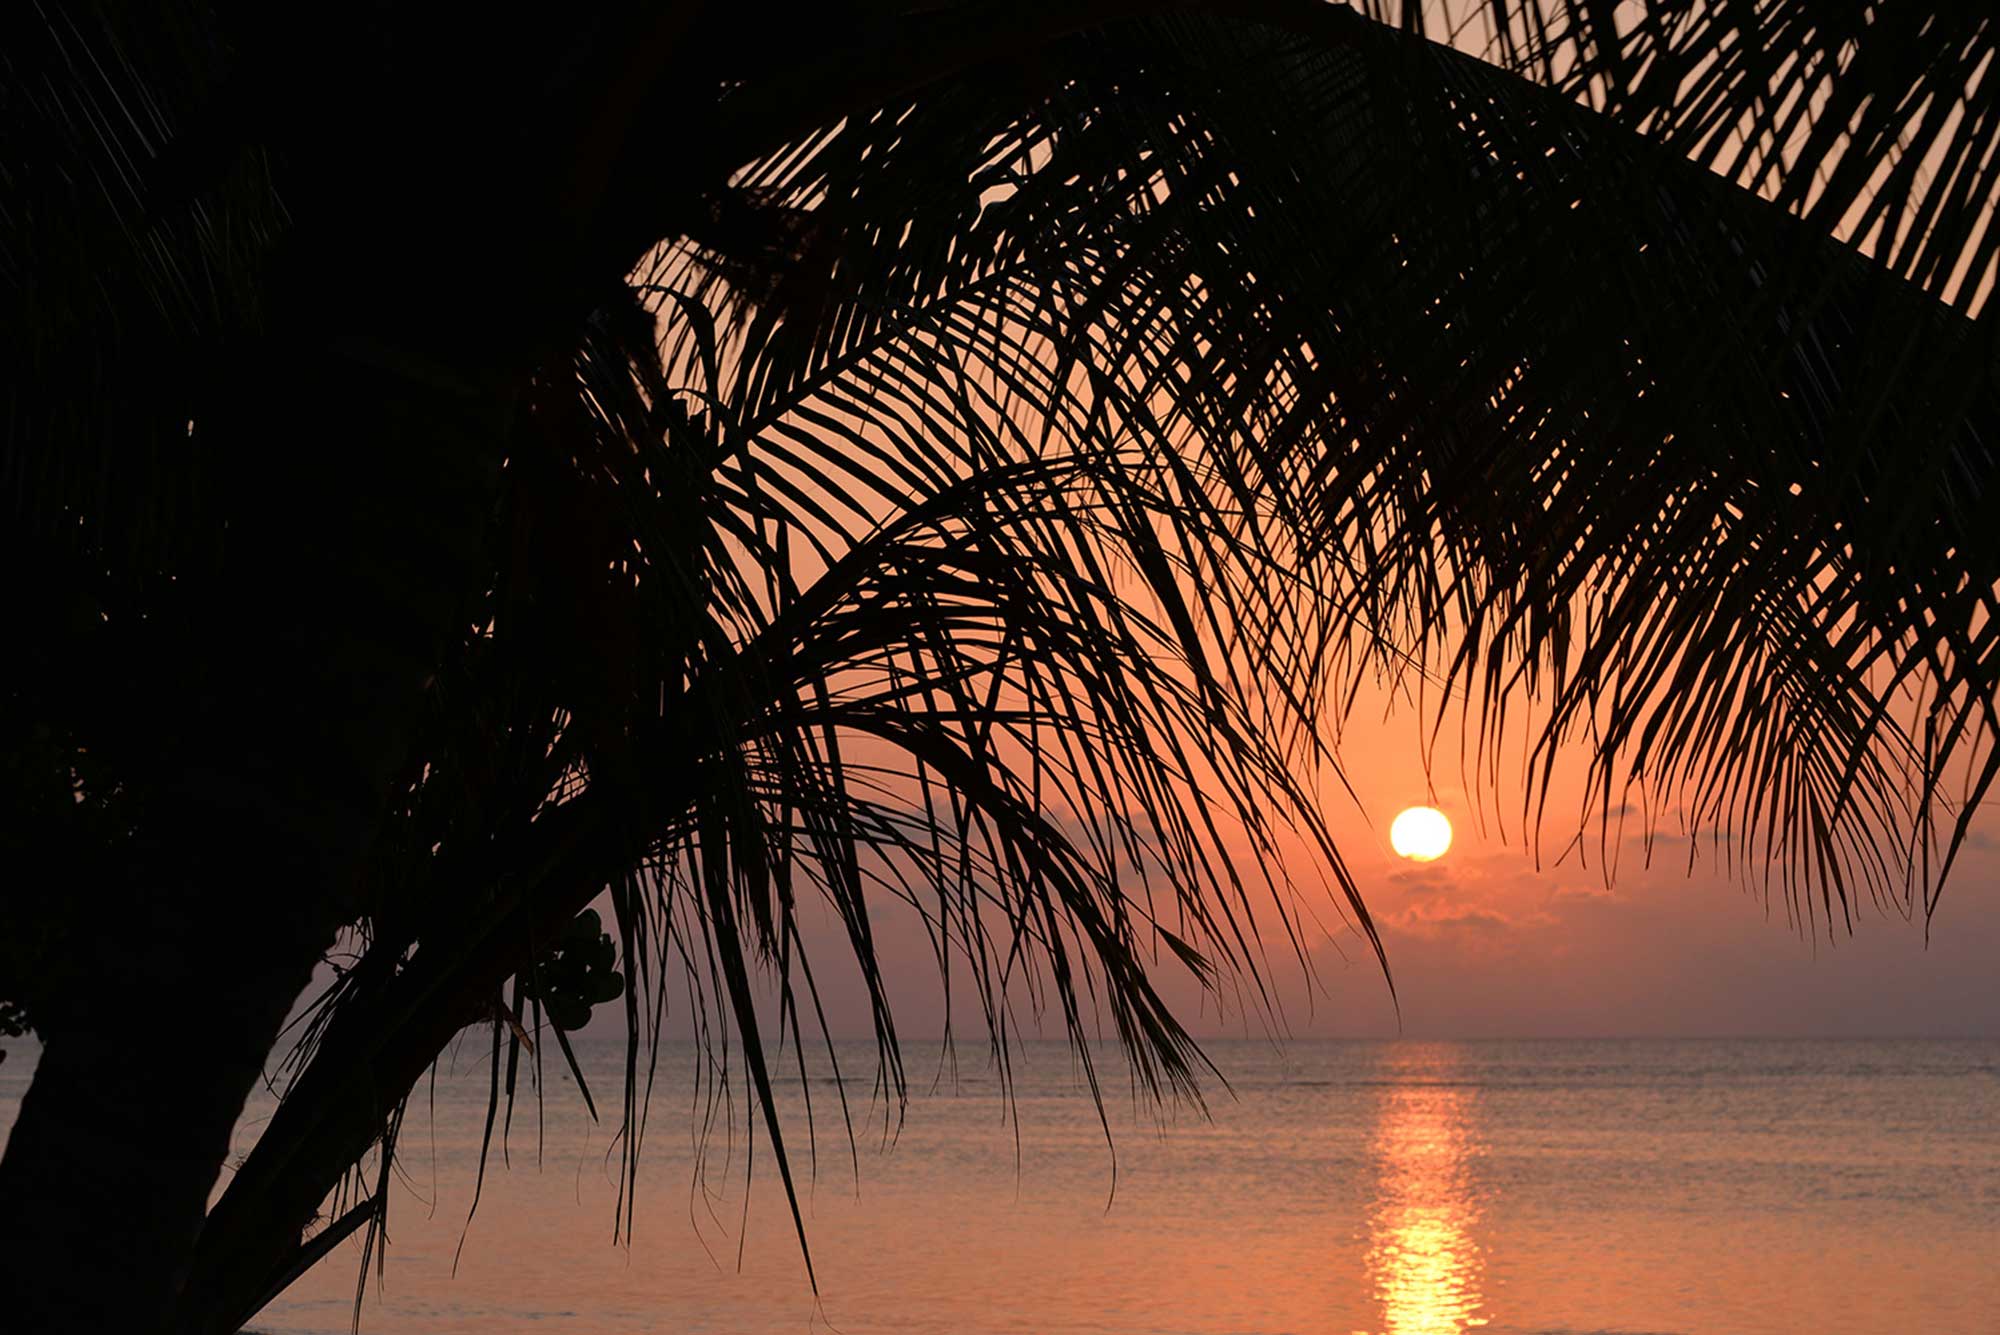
<box><xmin>0</xmin><ymin>952</ymin><xmax>317</xmax><ymax>1331</ymax></box>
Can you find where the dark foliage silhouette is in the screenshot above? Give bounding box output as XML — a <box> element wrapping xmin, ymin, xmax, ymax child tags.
<box><xmin>3</xmin><ymin>4</ymin><xmax>1997</xmax><ymax>1332</ymax></box>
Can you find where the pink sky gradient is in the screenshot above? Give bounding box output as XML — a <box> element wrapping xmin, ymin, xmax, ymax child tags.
<box><xmin>772</xmin><ymin>684</ymin><xmax>2000</xmax><ymax>1043</ymax></box>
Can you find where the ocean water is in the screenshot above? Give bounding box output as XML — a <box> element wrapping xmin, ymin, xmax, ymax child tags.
<box><xmin>3</xmin><ymin>1036</ymin><xmax>1996</xmax><ymax>1333</ymax></box>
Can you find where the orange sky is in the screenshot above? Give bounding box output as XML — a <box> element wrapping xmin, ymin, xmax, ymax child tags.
<box><xmin>628</xmin><ymin>28</ymin><xmax>2000</xmax><ymax>1047</ymax></box>
<box><xmin>626</xmin><ymin>290</ymin><xmax>2000</xmax><ymax>1049</ymax></box>
<box><xmin>753</xmin><ymin>677</ymin><xmax>2000</xmax><ymax>1043</ymax></box>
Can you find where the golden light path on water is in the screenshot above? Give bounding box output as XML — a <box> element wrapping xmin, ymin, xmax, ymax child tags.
<box><xmin>1365</xmin><ymin>1049</ymin><xmax>1489</xmax><ymax>1335</ymax></box>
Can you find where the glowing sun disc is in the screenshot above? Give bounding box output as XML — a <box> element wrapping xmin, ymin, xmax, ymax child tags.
<box><xmin>1390</xmin><ymin>806</ymin><xmax>1453</xmax><ymax>861</ymax></box>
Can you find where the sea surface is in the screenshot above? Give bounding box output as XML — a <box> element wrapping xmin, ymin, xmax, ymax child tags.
<box><xmin>3</xmin><ymin>1036</ymin><xmax>1996</xmax><ymax>1334</ymax></box>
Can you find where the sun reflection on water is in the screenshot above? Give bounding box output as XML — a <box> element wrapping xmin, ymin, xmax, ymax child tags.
<box><xmin>1365</xmin><ymin>1049</ymin><xmax>1489</xmax><ymax>1335</ymax></box>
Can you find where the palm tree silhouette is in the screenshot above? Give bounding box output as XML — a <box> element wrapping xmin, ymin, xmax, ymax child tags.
<box><xmin>3</xmin><ymin>5</ymin><xmax>1996</xmax><ymax>1333</ymax></box>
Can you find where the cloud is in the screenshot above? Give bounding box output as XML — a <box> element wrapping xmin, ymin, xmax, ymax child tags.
<box><xmin>1623</xmin><ymin>825</ymin><xmax>1739</xmax><ymax>850</ymax></box>
<box><xmin>1386</xmin><ymin>898</ymin><xmax>1519</xmax><ymax>936</ymax></box>
<box><xmin>1381</xmin><ymin>848</ymin><xmax>1522</xmax><ymax>888</ymax></box>
<box><xmin>1387</xmin><ymin>864</ymin><xmax>1456</xmax><ymax>893</ymax></box>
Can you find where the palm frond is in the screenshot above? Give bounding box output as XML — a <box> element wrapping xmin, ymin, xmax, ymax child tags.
<box><xmin>1</xmin><ymin>0</ymin><xmax>282</xmax><ymax>567</ymax></box>
<box><xmin>1362</xmin><ymin>0</ymin><xmax>2000</xmax><ymax>313</ymax></box>
<box><xmin>681</xmin><ymin>4</ymin><xmax>1999</xmax><ymax>923</ymax></box>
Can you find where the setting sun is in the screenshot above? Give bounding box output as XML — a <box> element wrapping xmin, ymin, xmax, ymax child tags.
<box><xmin>1390</xmin><ymin>807</ymin><xmax>1453</xmax><ymax>862</ymax></box>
